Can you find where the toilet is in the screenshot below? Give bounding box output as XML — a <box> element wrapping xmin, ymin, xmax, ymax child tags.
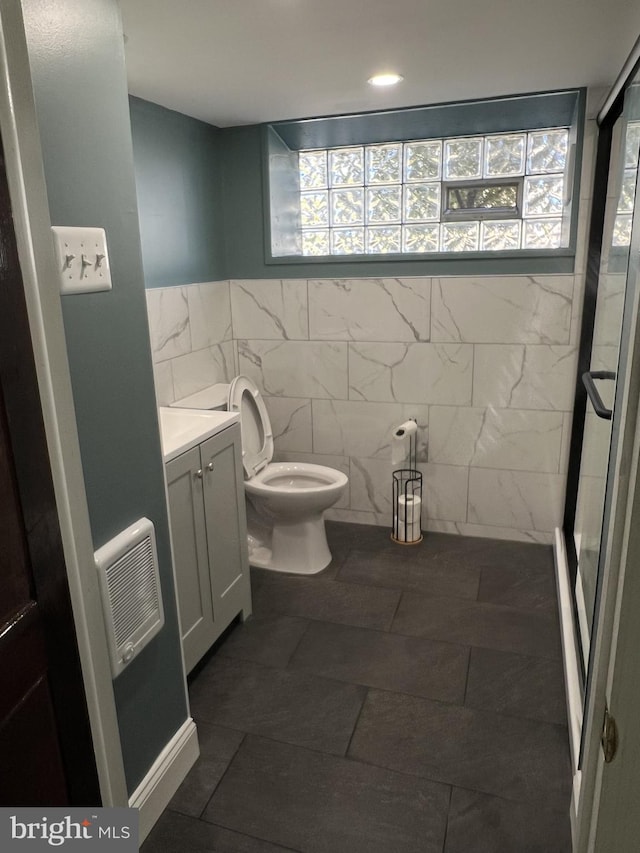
<box><xmin>171</xmin><ymin>377</ymin><xmax>348</xmax><ymax>574</ymax></box>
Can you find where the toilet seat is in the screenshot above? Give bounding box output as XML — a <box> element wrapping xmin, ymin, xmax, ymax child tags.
<box><xmin>246</xmin><ymin>461</ymin><xmax>347</xmax><ymax>495</ymax></box>
<box><xmin>227</xmin><ymin>375</ymin><xmax>274</xmax><ymax>479</ymax></box>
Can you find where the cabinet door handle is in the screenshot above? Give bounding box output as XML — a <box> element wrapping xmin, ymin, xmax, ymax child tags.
<box><xmin>195</xmin><ymin>469</ymin><xmax>203</xmax><ymax>479</ymax></box>
<box><xmin>206</xmin><ymin>462</ymin><xmax>214</xmax><ymax>472</ymax></box>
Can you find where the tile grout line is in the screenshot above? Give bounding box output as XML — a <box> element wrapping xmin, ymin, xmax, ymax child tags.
<box><xmin>250</xmin><ymin>597</ymin><xmax>562</xmax><ymax>662</ymax></box>
<box><xmin>343</xmin><ymin>686</ymin><xmax>369</xmax><ymax>761</ymax></box>
<box><xmin>195</xmin><ymin>814</ymin><xmax>305</xmax><ymax>853</ymax></box>
<box><xmin>185</xmin><ymin>721</ymin><xmax>571</xmax><ymax>818</ymax></box>
<box><xmin>441</xmin><ymin>784</ymin><xmax>454</xmax><ymax>853</ymax></box>
<box><xmin>387</xmin><ymin>589</ymin><xmax>404</xmax><ymax>632</ymax></box>
<box><xmin>195</xmin><ymin>730</ymin><xmax>247</xmax><ymax>820</ymax></box>
<box><xmin>283</xmin><ymin>619</ymin><xmax>313</xmax><ymax>669</ymax></box>
<box><xmin>203</xmin><ymin>644</ymin><xmax>509</xmax><ymax>718</ymax></box>
<box><xmin>461</xmin><ymin>645</ymin><xmax>473</xmax><ymax>707</ymax></box>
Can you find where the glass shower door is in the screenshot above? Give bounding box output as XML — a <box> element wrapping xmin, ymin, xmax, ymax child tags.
<box><xmin>573</xmin><ymin>95</ymin><xmax>640</xmax><ymax>673</ymax></box>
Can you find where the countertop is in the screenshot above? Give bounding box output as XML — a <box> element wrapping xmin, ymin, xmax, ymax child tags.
<box><xmin>159</xmin><ymin>406</ymin><xmax>239</xmax><ymax>462</ymax></box>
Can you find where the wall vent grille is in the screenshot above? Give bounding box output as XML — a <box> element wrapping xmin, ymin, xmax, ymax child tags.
<box><xmin>95</xmin><ymin>517</ymin><xmax>164</xmax><ymax>677</ymax></box>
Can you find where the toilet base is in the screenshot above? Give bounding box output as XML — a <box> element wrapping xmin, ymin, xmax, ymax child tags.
<box><xmin>248</xmin><ymin>513</ymin><xmax>332</xmax><ymax>574</ymax></box>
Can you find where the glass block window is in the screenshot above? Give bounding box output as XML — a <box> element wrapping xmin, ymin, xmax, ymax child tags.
<box><xmin>297</xmin><ymin>127</ymin><xmax>570</xmax><ymax>255</ymax></box>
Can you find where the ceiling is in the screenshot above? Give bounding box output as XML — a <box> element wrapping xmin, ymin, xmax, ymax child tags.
<box><xmin>120</xmin><ymin>0</ymin><xmax>640</xmax><ymax>128</ymax></box>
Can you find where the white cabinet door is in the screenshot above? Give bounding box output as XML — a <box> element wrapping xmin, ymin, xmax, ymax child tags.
<box><xmin>166</xmin><ymin>424</ymin><xmax>252</xmax><ymax>674</ymax></box>
<box><xmin>166</xmin><ymin>445</ymin><xmax>215</xmax><ymax>673</ymax></box>
<box><xmin>201</xmin><ymin>424</ymin><xmax>251</xmax><ymax>632</ymax></box>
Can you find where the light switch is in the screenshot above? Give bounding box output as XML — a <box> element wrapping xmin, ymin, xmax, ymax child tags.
<box><xmin>51</xmin><ymin>226</ymin><xmax>112</xmax><ymax>294</ymax></box>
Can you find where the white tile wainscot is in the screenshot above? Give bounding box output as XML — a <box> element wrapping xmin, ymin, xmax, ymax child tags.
<box><xmin>348</xmin><ymin>342</ymin><xmax>473</xmax><ymax>405</ymax></box>
<box><xmin>187</xmin><ymin>281</ymin><xmax>232</xmax><ymax>349</ymax></box>
<box><xmin>152</xmin><ymin>361</ymin><xmax>174</xmax><ymax>407</ymax></box>
<box><xmin>146</xmin><ymin>282</ymin><xmax>234</xmax><ymax>406</ymax></box>
<box><xmin>472</xmin><ymin>345</ymin><xmax>578</xmax><ymax>411</ymax></box>
<box><xmin>146</xmin><ymin>286</ymin><xmax>191</xmax><ymax>362</ymax></box>
<box><xmin>467</xmin><ymin>469</ymin><xmax>565</xmax><ymax>534</ymax></box>
<box><xmin>145</xmin><ymin>275</ymin><xmax>581</xmax><ymax>545</ymax></box>
<box><xmin>263</xmin><ymin>397</ymin><xmax>313</xmax><ymax>453</ymax></box>
<box><xmin>431</xmin><ymin>276</ymin><xmax>574</xmax><ymax>344</ymax></box>
<box><xmin>312</xmin><ymin>400</ymin><xmax>429</xmax><ymax>460</ymax></box>
<box><xmin>429</xmin><ymin>407</ymin><xmax>564</xmax><ymax>473</ymax></box>
<box><xmin>308</xmin><ymin>278</ymin><xmax>431</xmax><ymax>342</ymax></box>
<box><xmin>231</xmin><ymin>279</ymin><xmax>309</xmax><ymax>340</ymax></box>
<box><xmin>171</xmin><ymin>343</ymin><xmax>235</xmax><ymax>401</ymax></box>
<box><xmin>237</xmin><ymin>339</ymin><xmax>348</xmax><ymax>399</ymax></box>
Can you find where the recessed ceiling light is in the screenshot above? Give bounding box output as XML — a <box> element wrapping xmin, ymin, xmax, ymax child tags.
<box><xmin>368</xmin><ymin>73</ymin><xmax>404</xmax><ymax>87</ymax></box>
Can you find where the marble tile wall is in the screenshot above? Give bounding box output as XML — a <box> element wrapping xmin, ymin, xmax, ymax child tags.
<box><xmin>146</xmin><ymin>281</ymin><xmax>236</xmax><ymax>405</ymax></box>
<box><xmin>145</xmin><ymin>272</ymin><xmax>582</xmax><ymax>545</ymax></box>
<box><xmin>232</xmin><ymin>275</ymin><xmax>579</xmax><ymax>544</ymax></box>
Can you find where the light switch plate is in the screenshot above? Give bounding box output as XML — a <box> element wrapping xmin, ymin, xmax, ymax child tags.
<box><xmin>51</xmin><ymin>226</ymin><xmax>112</xmax><ymax>294</ymax></box>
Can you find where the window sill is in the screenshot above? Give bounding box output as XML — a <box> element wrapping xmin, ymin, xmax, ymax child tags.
<box><xmin>263</xmin><ymin>248</ymin><xmax>576</xmax><ymax>277</ymax></box>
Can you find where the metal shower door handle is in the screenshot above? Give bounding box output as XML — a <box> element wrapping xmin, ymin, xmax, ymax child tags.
<box><xmin>582</xmin><ymin>370</ymin><xmax>616</xmax><ymax>420</ymax></box>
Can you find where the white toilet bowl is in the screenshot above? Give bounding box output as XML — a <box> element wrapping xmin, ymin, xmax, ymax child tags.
<box><xmin>172</xmin><ymin>377</ymin><xmax>348</xmax><ymax>574</ymax></box>
<box><xmin>245</xmin><ymin>461</ymin><xmax>348</xmax><ymax>573</ymax></box>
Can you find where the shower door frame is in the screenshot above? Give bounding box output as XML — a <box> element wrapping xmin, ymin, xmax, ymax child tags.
<box><xmin>562</xmin><ymin>38</ymin><xmax>640</xmax><ymax>848</ymax></box>
<box><xmin>562</xmin><ymin>104</ymin><xmax>620</xmax><ymax>689</ymax></box>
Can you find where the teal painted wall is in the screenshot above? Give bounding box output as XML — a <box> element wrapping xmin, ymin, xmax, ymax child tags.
<box><xmin>22</xmin><ymin>0</ymin><xmax>188</xmax><ymax>794</ymax></box>
<box><xmin>130</xmin><ymin>97</ymin><xmax>583</xmax><ymax>285</ymax></box>
<box><xmin>129</xmin><ymin>97</ymin><xmax>226</xmax><ymax>287</ymax></box>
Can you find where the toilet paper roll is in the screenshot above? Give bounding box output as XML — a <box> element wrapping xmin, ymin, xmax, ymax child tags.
<box><xmin>398</xmin><ymin>493</ymin><xmax>421</xmax><ymax>523</ymax></box>
<box><xmin>391</xmin><ymin>419</ymin><xmax>418</xmax><ymax>467</ymax></box>
<box><xmin>394</xmin><ymin>515</ymin><xmax>421</xmax><ymax>543</ymax></box>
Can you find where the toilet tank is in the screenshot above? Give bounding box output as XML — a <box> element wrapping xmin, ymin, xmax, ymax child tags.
<box><xmin>171</xmin><ymin>383</ymin><xmax>230</xmax><ymax>411</ymax></box>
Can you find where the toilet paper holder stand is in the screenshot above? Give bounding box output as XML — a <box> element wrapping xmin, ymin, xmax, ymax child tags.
<box><xmin>391</xmin><ymin>422</ymin><xmax>422</xmax><ymax>545</ymax></box>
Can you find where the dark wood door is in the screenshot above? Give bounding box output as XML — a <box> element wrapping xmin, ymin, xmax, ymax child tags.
<box><xmin>0</xmin><ymin>392</ymin><xmax>69</xmax><ymax>805</ymax></box>
<box><xmin>0</xmin><ymin>136</ymin><xmax>100</xmax><ymax>805</ymax></box>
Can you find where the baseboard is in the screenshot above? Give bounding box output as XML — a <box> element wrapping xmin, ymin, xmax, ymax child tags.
<box><xmin>129</xmin><ymin>717</ymin><xmax>199</xmax><ymax>843</ymax></box>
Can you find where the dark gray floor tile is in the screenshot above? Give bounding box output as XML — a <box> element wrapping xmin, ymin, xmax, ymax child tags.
<box><xmin>219</xmin><ymin>615</ymin><xmax>309</xmax><ymax>668</ymax></box>
<box><xmin>169</xmin><ymin>722</ymin><xmax>244</xmax><ymax>818</ymax></box>
<box><xmin>445</xmin><ymin>787</ymin><xmax>572</xmax><ymax>853</ymax></box>
<box><xmin>465</xmin><ymin>646</ymin><xmax>567</xmax><ymax>725</ymax></box>
<box><xmin>348</xmin><ymin>689</ymin><xmax>572</xmax><ymax>809</ymax></box>
<box><xmin>315</xmin><ymin>553</ymin><xmax>349</xmax><ymax>580</ymax></box>
<box><xmin>204</xmin><ymin>735</ymin><xmax>450</xmax><ymax>853</ymax></box>
<box><xmin>142</xmin><ymin>809</ymin><xmax>298</xmax><ymax>852</ymax></box>
<box><xmin>338</xmin><ymin>548</ymin><xmax>481</xmax><ymax>599</ymax></box>
<box><xmin>474</xmin><ymin>539</ymin><xmax>555</xmax><ymax>572</ymax></box>
<box><xmin>189</xmin><ymin>656</ymin><xmax>366</xmax><ymax>755</ymax></box>
<box><xmin>251</xmin><ymin>574</ymin><xmax>401</xmax><ymax>630</ymax></box>
<box><xmin>392</xmin><ymin>591</ymin><xmax>562</xmax><ymax>659</ymax></box>
<box><xmin>325</xmin><ymin>520</ymin><xmax>390</xmax><ymax>553</ymax></box>
<box><xmin>413</xmin><ymin>534</ymin><xmax>555</xmax><ymax>573</ymax></box>
<box><xmin>478</xmin><ymin>557</ymin><xmax>557</xmax><ymax>612</ymax></box>
<box><xmin>344</xmin><ymin>529</ymin><xmax>545</xmax><ymax>566</ymax></box>
<box><xmin>289</xmin><ymin>620</ymin><xmax>469</xmax><ymax>703</ymax></box>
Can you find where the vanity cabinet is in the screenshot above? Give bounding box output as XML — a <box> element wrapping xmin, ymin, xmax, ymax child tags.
<box><xmin>166</xmin><ymin>422</ymin><xmax>252</xmax><ymax>673</ymax></box>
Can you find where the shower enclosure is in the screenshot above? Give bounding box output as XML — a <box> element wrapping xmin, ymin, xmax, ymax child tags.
<box><xmin>561</xmin><ymin>44</ymin><xmax>640</xmax><ymax>809</ymax></box>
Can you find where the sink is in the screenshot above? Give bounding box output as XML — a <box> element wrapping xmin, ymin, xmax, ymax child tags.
<box><xmin>159</xmin><ymin>407</ymin><xmax>239</xmax><ymax>462</ymax></box>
